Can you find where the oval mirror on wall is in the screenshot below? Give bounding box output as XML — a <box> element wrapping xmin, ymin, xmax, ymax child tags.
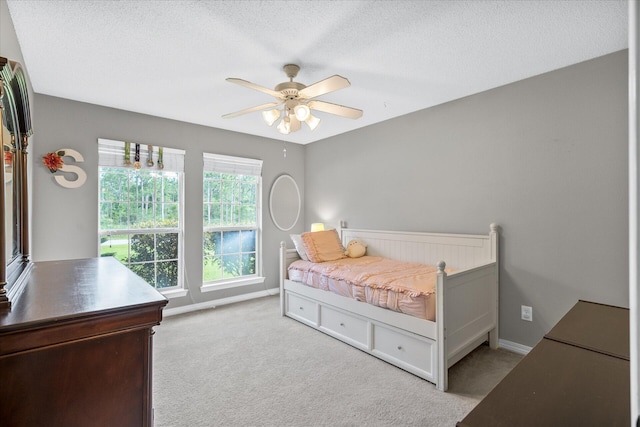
<box><xmin>269</xmin><ymin>174</ymin><xmax>301</xmax><ymax>232</ymax></box>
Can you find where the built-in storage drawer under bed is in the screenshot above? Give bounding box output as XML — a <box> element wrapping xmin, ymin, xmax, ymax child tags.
<box><xmin>285</xmin><ymin>291</ymin><xmax>436</xmax><ymax>382</ymax></box>
<box><xmin>286</xmin><ymin>292</ymin><xmax>318</xmax><ymax>325</ymax></box>
<box><xmin>319</xmin><ymin>304</ymin><xmax>369</xmax><ymax>349</ymax></box>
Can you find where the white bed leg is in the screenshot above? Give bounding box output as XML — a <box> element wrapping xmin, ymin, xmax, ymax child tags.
<box><xmin>489</xmin><ymin>327</ymin><xmax>499</xmax><ymax>349</ymax></box>
<box><xmin>279</xmin><ymin>241</ymin><xmax>286</xmax><ymax>317</ymax></box>
<box><xmin>489</xmin><ymin>223</ymin><xmax>500</xmax><ymax>350</ymax></box>
<box><xmin>436</xmin><ymin>261</ymin><xmax>448</xmax><ymax>392</ymax></box>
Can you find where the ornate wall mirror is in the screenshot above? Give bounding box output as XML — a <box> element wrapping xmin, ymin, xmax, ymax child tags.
<box><xmin>0</xmin><ymin>57</ymin><xmax>33</xmax><ymax>309</ymax></box>
<box><xmin>269</xmin><ymin>174</ymin><xmax>301</xmax><ymax>232</ymax></box>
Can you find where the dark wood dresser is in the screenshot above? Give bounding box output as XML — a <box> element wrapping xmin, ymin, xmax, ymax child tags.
<box><xmin>0</xmin><ymin>257</ymin><xmax>168</xmax><ymax>427</ymax></box>
<box><xmin>458</xmin><ymin>300</ymin><xmax>630</xmax><ymax>426</ymax></box>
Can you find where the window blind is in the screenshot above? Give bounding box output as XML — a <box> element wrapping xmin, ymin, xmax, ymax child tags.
<box><xmin>203</xmin><ymin>152</ymin><xmax>263</xmax><ymax>176</ymax></box>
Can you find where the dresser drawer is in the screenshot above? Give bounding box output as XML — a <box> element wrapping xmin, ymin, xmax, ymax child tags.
<box><xmin>286</xmin><ymin>292</ymin><xmax>318</xmax><ymax>326</ymax></box>
<box><xmin>319</xmin><ymin>305</ymin><xmax>368</xmax><ymax>349</ymax></box>
<box><xmin>372</xmin><ymin>323</ymin><xmax>436</xmax><ymax>379</ymax></box>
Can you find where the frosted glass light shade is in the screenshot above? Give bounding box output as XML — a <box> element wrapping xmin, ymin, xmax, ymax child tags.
<box><xmin>311</xmin><ymin>223</ymin><xmax>325</xmax><ymax>232</ymax></box>
<box><xmin>262</xmin><ymin>109</ymin><xmax>281</xmax><ymax>126</ymax></box>
<box><xmin>305</xmin><ymin>114</ymin><xmax>320</xmax><ymax>130</ymax></box>
<box><xmin>294</xmin><ymin>104</ymin><xmax>310</xmax><ymax>121</ymax></box>
<box><xmin>277</xmin><ymin>116</ymin><xmax>291</xmax><ymax>134</ymax></box>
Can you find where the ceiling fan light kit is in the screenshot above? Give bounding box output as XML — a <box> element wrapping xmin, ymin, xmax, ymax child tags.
<box><xmin>262</xmin><ymin>109</ymin><xmax>281</xmax><ymax>126</ymax></box>
<box><xmin>277</xmin><ymin>116</ymin><xmax>290</xmax><ymax>134</ymax></box>
<box><xmin>305</xmin><ymin>114</ymin><xmax>321</xmax><ymax>131</ymax></box>
<box><xmin>223</xmin><ymin>64</ymin><xmax>362</xmax><ymax>135</ymax></box>
<box><xmin>293</xmin><ymin>104</ymin><xmax>310</xmax><ymax>121</ymax></box>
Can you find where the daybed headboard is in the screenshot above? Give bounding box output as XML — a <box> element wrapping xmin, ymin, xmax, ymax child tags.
<box><xmin>340</xmin><ymin>224</ymin><xmax>498</xmax><ymax>270</ymax></box>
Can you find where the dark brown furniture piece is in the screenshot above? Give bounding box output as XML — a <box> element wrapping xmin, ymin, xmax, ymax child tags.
<box><xmin>458</xmin><ymin>300</ymin><xmax>630</xmax><ymax>427</ymax></box>
<box><xmin>0</xmin><ymin>257</ymin><xmax>168</xmax><ymax>427</ymax></box>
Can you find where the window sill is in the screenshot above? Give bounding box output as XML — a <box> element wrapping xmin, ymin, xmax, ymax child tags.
<box><xmin>159</xmin><ymin>288</ymin><xmax>189</xmax><ymax>299</ymax></box>
<box><xmin>200</xmin><ymin>276</ymin><xmax>266</xmax><ymax>293</ymax></box>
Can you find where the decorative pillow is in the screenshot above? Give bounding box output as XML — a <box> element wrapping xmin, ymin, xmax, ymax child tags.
<box><xmin>301</xmin><ymin>229</ymin><xmax>346</xmax><ymax>263</ymax></box>
<box><xmin>289</xmin><ymin>234</ymin><xmax>309</xmax><ymax>261</ymax></box>
<box><xmin>344</xmin><ymin>239</ymin><xmax>367</xmax><ymax>258</ymax></box>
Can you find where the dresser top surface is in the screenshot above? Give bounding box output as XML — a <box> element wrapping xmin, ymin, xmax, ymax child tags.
<box><xmin>545</xmin><ymin>300</ymin><xmax>629</xmax><ymax>360</ymax></box>
<box><xmin>458</xmin><ymin>300</ymin><xmax>630</xmax><ymax>427</ymax></box>
<box><xmin>0</xmin><ymin>257</ymin><xmax>167</xmax><ymax>330</ymax></box>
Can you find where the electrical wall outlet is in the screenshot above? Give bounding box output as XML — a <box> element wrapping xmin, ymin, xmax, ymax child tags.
<box><xmin>521</xmin><ymin>305</ymin><xmax>533</xmax><ymax>322</ymax></box>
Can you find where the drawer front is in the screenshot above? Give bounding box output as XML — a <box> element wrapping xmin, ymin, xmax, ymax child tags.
<box><xmin>286</xmin><ymin>292</ymin><xmax>318</xmax><ymax>326</ymax></box>
<box><xmin>372</xmin><ymin>324</ymin><xmax>435</xmax><ymax>378</ymax></box>
<box><xmin>319</xmin><ymin>305</ymin><xmax>368</xmax><ymax>348</ymax></box>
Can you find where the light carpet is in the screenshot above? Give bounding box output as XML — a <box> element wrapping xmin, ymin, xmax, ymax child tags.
<box><xmin>153</xmin><ymin>296</ymin><xmax>522</xmax><ymax>427</ymax></box>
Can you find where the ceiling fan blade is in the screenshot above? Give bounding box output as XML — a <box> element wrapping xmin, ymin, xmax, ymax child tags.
<box><xmin>222</xmin><ymin>102</ymin><xmax>281</xmax><ymax>119</ymax></box>
<box><xmin>226</xmin><ymin>78</ymin><xmax>283</xmax><ymax>99</ymax></box>
<box><xmin>298</xmin><ymin>75</ymin><xmax>351</xmax><ymax>99</ymax></box>
<box><xmin>308</xmin><ymin>100</ymin><xmax>363</xmax><ymax>119</ymax></box>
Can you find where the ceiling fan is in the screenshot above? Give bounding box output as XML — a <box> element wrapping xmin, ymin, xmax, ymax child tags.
<box><xmin>222</xmin><ymin>64</ymin><xmax>363</xmax><ymax>135</ymax></box>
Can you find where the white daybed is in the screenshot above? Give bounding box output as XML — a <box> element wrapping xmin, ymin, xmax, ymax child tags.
<box><xmin>279</xmin><ymin>224</ymin><xmax>499</xmax><ymax>391</ymax></box>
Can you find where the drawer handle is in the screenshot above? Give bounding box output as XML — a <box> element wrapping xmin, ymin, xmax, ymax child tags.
<box><xmin>340</xmin><ymin>322</ymin><xmax>345</xmax><ymax>327</ymax></box>
<box><xmin>299</xmin><ymin>306</ymin><xmax>304</xmax><ymax>310</ymax></box>
<box><xmin>397</xmin><ymin>345</ymin><xmax>403</xmax><ymax>351</ymax></box>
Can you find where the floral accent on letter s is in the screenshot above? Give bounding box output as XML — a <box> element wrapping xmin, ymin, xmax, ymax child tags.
<box><xmin>42</xmin><ymin>150</ymin><xmax>65</xmax><ymax>173</ymax></box>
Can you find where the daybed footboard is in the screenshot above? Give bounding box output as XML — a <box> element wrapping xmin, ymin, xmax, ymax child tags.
<box><xmin>436</xmin><ymin>261</ymin><xmax>498</xmax><ymax>391</ymax></box>
<box><xmin>279</xmin><ymin>224</ymin><xmax>499</xmax><ymax>392</ymax></box>
<box><xmin>444</xmin><ymin>264</ymin><xmax>499</xmax><ymax>359</ymax></box>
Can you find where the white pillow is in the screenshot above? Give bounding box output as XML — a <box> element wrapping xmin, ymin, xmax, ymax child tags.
<box><xmin>289</xmin><ymin>234</ymin><xmax>309</xmax><ymax>261</ymax></box>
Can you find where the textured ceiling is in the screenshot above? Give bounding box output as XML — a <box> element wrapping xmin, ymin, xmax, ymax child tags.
<box><xmin>5</xmin><ymin>0</ymin><xmax>628</xmax><ymax>145</ymax></box>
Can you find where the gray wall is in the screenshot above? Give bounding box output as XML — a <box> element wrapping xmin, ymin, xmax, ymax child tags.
<box><xmin>304</xmin><ymin>50</ymin><xmax>628</xmax><ymax>348</ymax></box>
<box><xmin>32</xmin><ymin>94</ymin><xmax>305</xmax><ymax>309</ymax></box>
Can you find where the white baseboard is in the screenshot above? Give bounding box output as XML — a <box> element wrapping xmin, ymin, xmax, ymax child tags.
<box><xmin>499</xmin><ymin>338</ymin><xmax>532</xmax><ymax>355</ymax></box>
<box><xmin>163</xmin><ymin>288</ymin><xmax>279</xmax><ymax>317</ymax></box>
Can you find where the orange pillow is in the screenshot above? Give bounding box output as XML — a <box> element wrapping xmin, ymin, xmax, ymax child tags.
<box><xmin>301</xmin><ymin>229</ymin><xmax>346</xmax><ymax>263</ymax></box>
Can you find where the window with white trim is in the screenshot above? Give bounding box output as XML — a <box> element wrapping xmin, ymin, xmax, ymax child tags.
<box><xmin>98</xmin><ymin>139</ymin><xmax>185</xmax><ymax>293</ymax></box>
<box><xmin>202</xmin><ymin>153</ymin><xmax>264</xmax><ymax>289</ymax></box>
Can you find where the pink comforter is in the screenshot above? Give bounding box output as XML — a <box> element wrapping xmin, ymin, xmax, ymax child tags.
<box><xmin>288</xmin><ymin>256</ymin><xmax>446</xmax><ymax>297</ymax></box>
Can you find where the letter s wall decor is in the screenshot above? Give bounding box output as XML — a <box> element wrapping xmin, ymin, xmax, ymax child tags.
<box><xmin>42</xmin><ymin>148</ymin><xmax>87</xmax><ymax>188</ymax></box>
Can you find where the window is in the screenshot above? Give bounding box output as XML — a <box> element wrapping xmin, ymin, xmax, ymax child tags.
<box><xmin>203</xmin><ymin>153</ymin><xmax>264</xmax><ymax>290</ymax></box>
<box><xmin>98</xmin><ymin>139</ymin><xmax>185</xmax><ymax>294</ymax></box>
